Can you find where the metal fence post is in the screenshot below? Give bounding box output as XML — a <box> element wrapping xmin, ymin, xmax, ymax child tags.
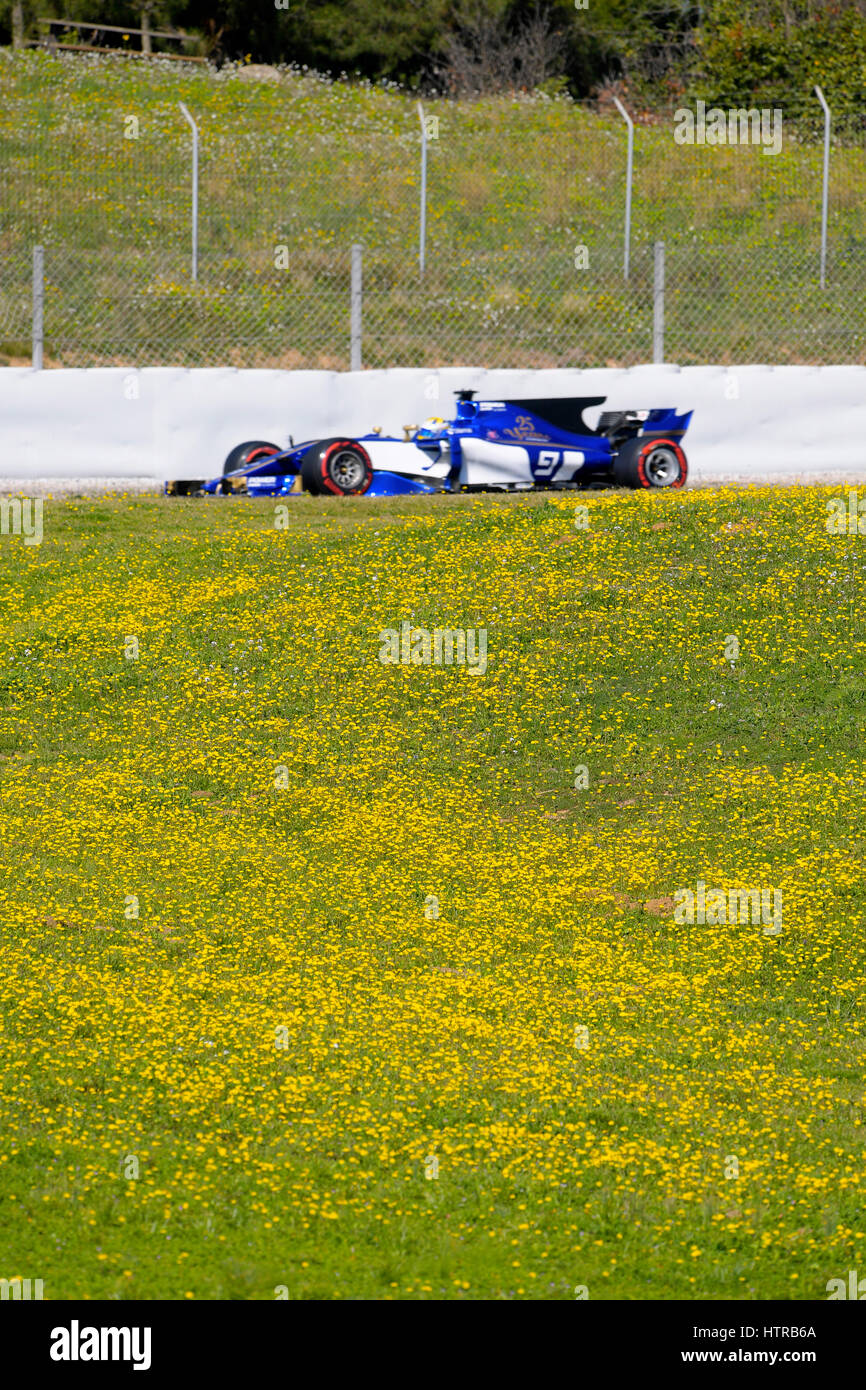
<box><xmin>612</xmin><ymin>97</ymin><xmax>634</xmax><ymax>280</ymax></box>
<box><xmin>653</xmin><ymin>240</ymin><xmax>665</xmax><ymax>364</ymax></box>
<box><xmin>32</xmin><ymin>244</ymin><xmax>44</xmax><ymax>369</ymax></box>
<box><xmin>178</xmin><ymin>103</ymin><xmax>199</xmax><ymax>283</ymax></box>
<box><xmin>350</xmin><ymin>243</ymin><xmax>362</xmax><ymax>370</ymax></box>
<box><xmin>815</xmin><ymin>86</ymin><xmax>830</xmax><ymax>289</ymax></box>
<box><xmin>417</xmin><ymin>101</ymin><xmax>428</xmax><ymax>277</ymax></box>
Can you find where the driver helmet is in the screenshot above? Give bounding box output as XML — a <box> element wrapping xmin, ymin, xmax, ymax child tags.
<box><xmin>415</xmin><ymin>416</ymin><xmax>447</xmax><ymax>440</ymax></box>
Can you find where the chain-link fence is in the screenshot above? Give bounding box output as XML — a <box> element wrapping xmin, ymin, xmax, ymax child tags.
<box><xmin>1</xmin><ymin>54</ymin><xmax>864</xmax><ymax>368</ymax></box>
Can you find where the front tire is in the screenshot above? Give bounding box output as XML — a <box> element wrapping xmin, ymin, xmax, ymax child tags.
<box><xmin>223</xmin><ymin>439</ymin><xmax>281</xmax><ymax>475</ymax></box>
<box><xmin>219</xmin><ymin>439</ymin><xmax>281</xmax><ymax>495</ymax></box>
<box><xmin>301</xmin><ymin>439</ymin><xmax>373</xmax><ymax>497</ymax></box>
<box><xmin>613</xmin><ymin>435</ymin><xmax>688</xmax><ymax>489</ymax></box>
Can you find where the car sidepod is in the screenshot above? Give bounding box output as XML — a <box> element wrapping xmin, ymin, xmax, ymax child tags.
<box><xmin>449</xmin><ymin>399</ymin><xmax>612</xmax><ymax>489</ymax></box>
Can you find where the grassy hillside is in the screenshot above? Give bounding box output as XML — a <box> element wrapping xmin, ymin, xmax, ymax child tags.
<box><xmin>0</xmin><ymin>486</ymin><xmax>864</xmax><ymax>1298</ymax></box>
<box><xmin>1</xmin><ymin>49</ymin><xmax>864</xmax><ymax>366</ymax></box>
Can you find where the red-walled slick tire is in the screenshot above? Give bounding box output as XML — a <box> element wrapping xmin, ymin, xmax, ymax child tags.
<box><xmin>301</xmin><ymin>439</ymin><xmax>373</xmax><ymax>497</ymax></box>
<box><xmin>218</xmin><ymin>439</ymin><xmax>281</xmax><ymax>494</ymax></box>
<box><xmin>613</xmin><ymin>435</ymin><xmax>688</xmax><ymax>489</ymax></box>
<box><xmin>222</xmin><ymin>440</ymin><xmax>281</xmax><ymax>474</ymax></box>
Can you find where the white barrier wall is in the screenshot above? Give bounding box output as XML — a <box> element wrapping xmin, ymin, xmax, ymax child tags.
<box><xmin>1</xmin><ymin>364</ymin><xmax>865</xmax><ymax>484</ymax></box>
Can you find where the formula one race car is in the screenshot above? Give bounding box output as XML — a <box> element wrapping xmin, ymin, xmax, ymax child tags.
<box><xmin>167</xmin><ymin>392</ymin><xmax>692</xmax><ymax>498</ymax></box>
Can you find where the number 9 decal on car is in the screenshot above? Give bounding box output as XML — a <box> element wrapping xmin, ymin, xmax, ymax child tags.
<box><xmin>533</xmin><ymin>449</ymin><xmax>561</xmax><ymax>480</ymax></box>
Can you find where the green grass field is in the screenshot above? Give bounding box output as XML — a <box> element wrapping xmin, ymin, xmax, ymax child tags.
<box><xmin>1</xmin><ymin>49</ymin><xmax>865</xmax><ymax>366</ymax></box>
<box><xmin>0</xmin><ymin>485</ymin><xmax>864</xmax><ymax>1300</ymax></box>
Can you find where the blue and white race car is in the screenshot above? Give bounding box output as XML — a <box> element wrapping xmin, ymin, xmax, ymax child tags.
<box><xmin>168</xmin><ymin>392</ymin><xmax>692</xmax><ymax>497</ymax></box>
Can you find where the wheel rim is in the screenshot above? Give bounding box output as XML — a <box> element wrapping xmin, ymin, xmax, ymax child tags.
<box><xmin>328</xmin><ymin>449</ymin><xmax>365</xmax><ymax>490</ymax></box>
<box><xmin>643</xmin><ymin>444</ymin><xmax>681</xmax><ymax>487</ymax></box>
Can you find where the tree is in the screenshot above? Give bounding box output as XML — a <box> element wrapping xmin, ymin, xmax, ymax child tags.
<box><xmin>437</xmin><ymin>2</ymin><xmax>567</xmax><ymax>96</ymax></box>
<box><xmin>280</xmin><ymin>0</ymin><xmax>451</xmax><ymax>78</ymax></box>
<box><xmin>141</xmin><ymin>2</ymin><xmax>154</xmax><ymax>54</ymax></box>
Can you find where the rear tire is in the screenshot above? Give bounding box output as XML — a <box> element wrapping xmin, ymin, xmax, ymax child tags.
<box><xmin>613</xmin><ymin>435</ymin><xmax>688</xmax><ymax>489</ymax></box>
<box><xmin>301</xmin><ymin>438</ymin><xmax>373</xmax><ymax>497</ymax></box>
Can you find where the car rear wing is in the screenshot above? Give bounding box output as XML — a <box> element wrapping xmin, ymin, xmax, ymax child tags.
<box><xmin>642</xmin><ymin>407</ymin><xmax>693</xmax><ymax>437</ymax></box>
